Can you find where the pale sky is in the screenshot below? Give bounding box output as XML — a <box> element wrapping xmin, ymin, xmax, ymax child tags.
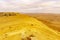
<box><xmin>0</xmin><ymin>0</ymin><xmax>60</xmax><ymax>13</ymax></box>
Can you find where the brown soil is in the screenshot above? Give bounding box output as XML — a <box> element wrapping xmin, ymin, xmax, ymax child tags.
<box><xmin>25</xmin><ymin>13</ymin><xmax>60</xmax><ymax>32</ymax></box>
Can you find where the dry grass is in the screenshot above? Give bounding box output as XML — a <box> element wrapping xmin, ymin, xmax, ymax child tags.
<box><xmin>25</xmin><ymin>13</ymin><xmax>60</xmax><ymax>32</ymax></box>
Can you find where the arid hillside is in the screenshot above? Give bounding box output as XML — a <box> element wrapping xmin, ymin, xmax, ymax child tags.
<box><xmin>25</xmin><ymin>13</ymin><xmax>60</xmax><ymax>32</ymax></box>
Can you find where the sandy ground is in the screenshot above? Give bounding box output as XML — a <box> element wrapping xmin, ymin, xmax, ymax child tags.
<box><xmin>25</xmin><ymin>13</ymin><xmax>60</xmax><ymax>32</ymax></box>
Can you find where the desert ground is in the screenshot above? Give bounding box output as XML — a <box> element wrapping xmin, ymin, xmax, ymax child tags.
<box><xmin>25</xmin><ymin>13</ymin><xmax>60</xmax><ymax>32</ymax></box>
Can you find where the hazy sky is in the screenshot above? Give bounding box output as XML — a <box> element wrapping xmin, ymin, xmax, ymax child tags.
<box><xmin>0</xmin><ymin>0</ymin><xmax>60</xmax><ymax>13</ymax></box>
